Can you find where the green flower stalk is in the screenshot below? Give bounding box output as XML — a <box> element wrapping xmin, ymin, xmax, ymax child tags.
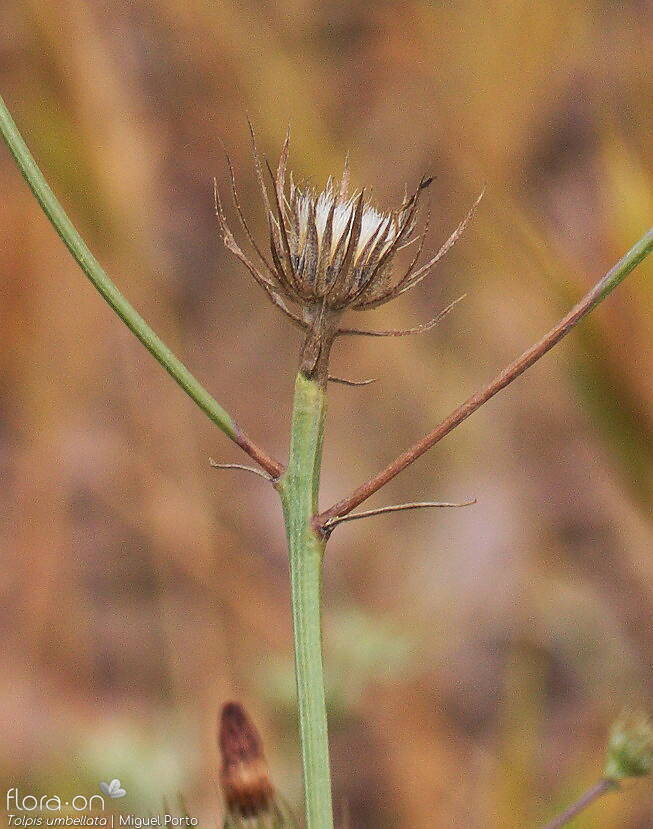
<box><xmin>215</xmin><ymin>130</ymin><xmax>475</xmax><ymax>828</ymax></box>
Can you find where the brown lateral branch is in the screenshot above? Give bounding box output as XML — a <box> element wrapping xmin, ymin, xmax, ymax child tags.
<box><xmin>540</xmin><ymin>778</ymin><xmax>616</xmax><ymax>829</ymax></box>
<box><xmin>232</xmin><ymin>427</ymin><xmax>285</xmax><ymax>479</ymax></box>
<box><xmin>316</xmin><ymin>230</ymin><xmax>653</xmax><ymax>527</ymax></box>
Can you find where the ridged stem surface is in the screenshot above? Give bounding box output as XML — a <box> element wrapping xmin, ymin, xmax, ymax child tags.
<box><xmin>278</xmin><ymin>373</ymin><xmax>332</xmax><ymax>829</ymax></box>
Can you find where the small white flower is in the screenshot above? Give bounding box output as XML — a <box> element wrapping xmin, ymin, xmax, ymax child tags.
<box><xmin>99</xmin><ymin>779</ymin><xmax>127</xmax><ymax>798</ymax></box>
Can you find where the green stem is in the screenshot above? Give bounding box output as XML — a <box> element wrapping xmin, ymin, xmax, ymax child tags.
<box><xmin>0</xmin><ymin>93</ymin><xmax>282</xmax><ymax>478</ymax></box>
<box><xmin>278</xmin><ymin>372</ymin><xmax>333</xmax><ymax>829</ymax></box>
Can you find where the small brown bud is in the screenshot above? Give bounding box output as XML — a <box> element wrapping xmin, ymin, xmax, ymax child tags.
<box><xmin>219</xmin><ymin>702</ymin><xmax>275</xmax><ymax>818</ymax></box>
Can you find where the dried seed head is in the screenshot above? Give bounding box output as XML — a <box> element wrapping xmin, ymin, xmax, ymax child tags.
<box><xmin>215</xmin><ymin>126</ymin><xmax>479</xmax><ymax>382</ymax></box>
<box><xmin>604</xmin><ymin>711</ymin><xmax>653</xmax><ymax>781</ymax></box>
<box><xmin>219</xmin><ymin>702</ymin><xmax>275</xmax><ymax>819</ymax></box>
<box><xmin>280</xmin><ymin>175</ymin><xmax>417</xmax><ymax>310</ymax></box>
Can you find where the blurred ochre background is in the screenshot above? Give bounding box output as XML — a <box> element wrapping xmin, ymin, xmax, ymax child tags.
<box><xmin>1</xmin><ymin>0</ymin><xmax>652</xmax><ymax>826</ymax></box>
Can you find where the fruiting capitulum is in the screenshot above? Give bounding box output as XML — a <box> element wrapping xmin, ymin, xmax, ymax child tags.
<box><xmin>216</xmin><ymin>126</ymin><xmax>479</xmax><ymax>384</ymax></box>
